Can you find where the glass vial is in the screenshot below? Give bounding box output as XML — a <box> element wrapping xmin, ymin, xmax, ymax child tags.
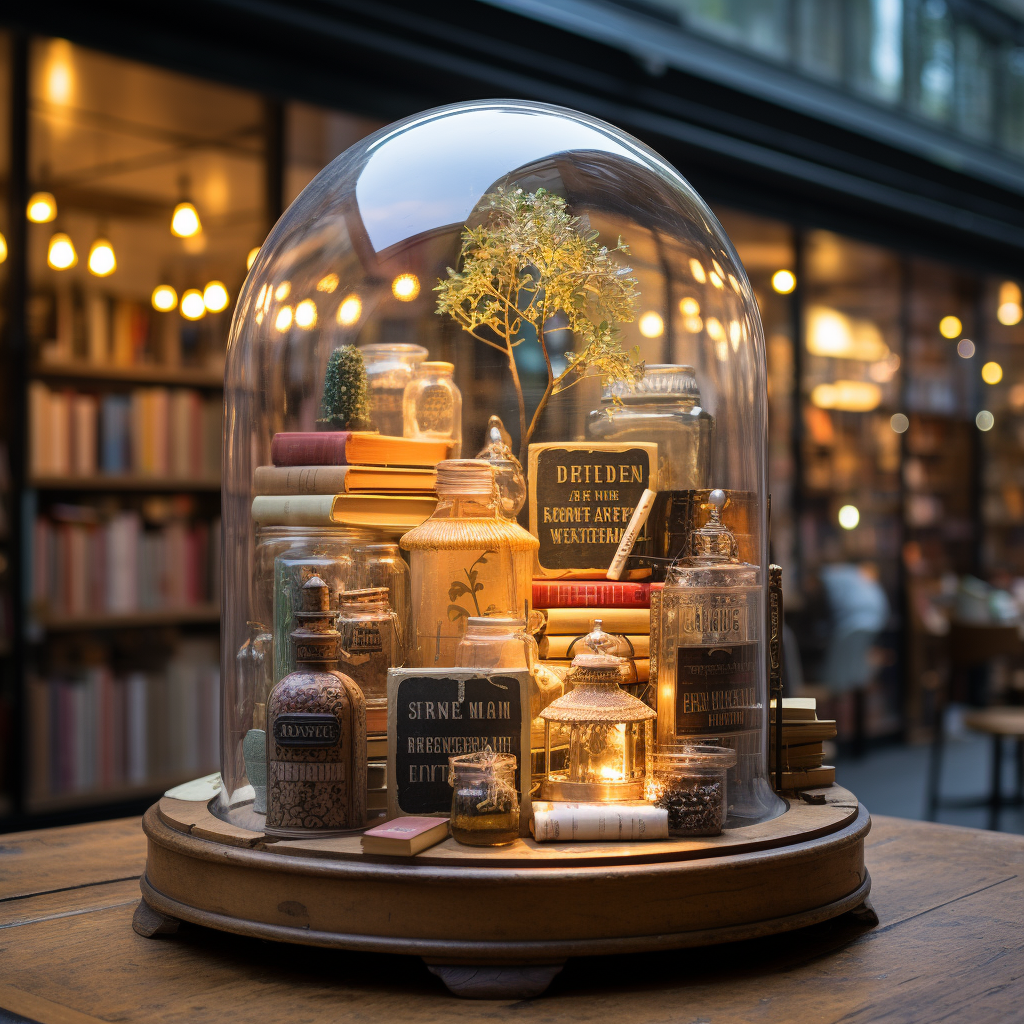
<box><xmin>400</xmin><ymin>460</ymin><xmax>538</xmax><ymax>667</ymax></box>
<box><xmin>403</xmin><ymin>360</ymin><xmax>463</xmax><ymax>456</ymax></box>
<box><xmin>336</xmin><ymin>586</ymin><xmax>404</xmax><ymax>715</ymax></box>
<box><xmin>265</xmin><ymin>575</ymin><xmax>367</xmax><ymax>836</ymax></box>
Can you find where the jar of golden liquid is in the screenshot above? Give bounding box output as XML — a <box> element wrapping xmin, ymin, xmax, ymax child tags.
<box><xmin>400</xmin><ymin>459</ymin><xmax>538</xmax><ymax>667</ymax></box>
<box><xmin>448</xmin><ymin>747</ymin><xmax>520</xmax><ymax>847</ymax></box>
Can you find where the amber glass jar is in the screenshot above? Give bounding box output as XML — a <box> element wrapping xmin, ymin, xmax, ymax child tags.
<box><xmin>400</xmin><ymin>460</ymin><xmax>538</xmax><ymax>667</ymax></box>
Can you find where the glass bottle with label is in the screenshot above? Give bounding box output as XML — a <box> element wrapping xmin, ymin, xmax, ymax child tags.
<box><xmin>658</xmin><ymin>489</ymin><xmax>784</xmax><ymax>823</ymax></box>
<box><xmin>400</xmin><ymin>460</ymin><xmax>539</xmax><ymax>667</ymax></box>
<box><xmin>403</xmin><ymin>360</ymin><xmax>463</xmax><ymax>456</ymax></box>
<box><xmin>358</xmin><ymin>342</ymin><xmax>428</xmax><ymax>436</ymax></box>
<box><xmin>335</xmin><ymin>586</ymin><xmax>403</xmax><ymax>731</ymax></box>
<box><xmin>265</xmin><ymin>575</ymin><xmax>367</xmax><ymax>836</ymax></box>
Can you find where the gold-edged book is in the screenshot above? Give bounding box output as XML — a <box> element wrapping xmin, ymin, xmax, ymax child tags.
<box><xmin>539</xmin><ymin>606</ymin><xmax>651</xmax><ymax>635</ymax></box>
<box><xmin>251</xmin><ymin>493</ymin><xmax>437</xmax><ymax>530</ymax></box>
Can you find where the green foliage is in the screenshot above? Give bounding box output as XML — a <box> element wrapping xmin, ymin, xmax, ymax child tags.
<box><xmin>319</xmin><ymin>345</ymin><xmax>371</xmax><ymax>430</ymax></box>
<box><xmin>447</xmin><ymin>550</ymin><xmax>496</xmax><ymax>624</ymax></box>
<box><xmin>435</xmin><ymin>187</ymin><xmax>644</xmax><ymax>462</ymax></box>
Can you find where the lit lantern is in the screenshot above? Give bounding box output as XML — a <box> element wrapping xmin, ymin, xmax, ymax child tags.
<box><xmin>538</xmin><ymin>652</ymin><xmax>655</xmax><ymax>801</ymax></box>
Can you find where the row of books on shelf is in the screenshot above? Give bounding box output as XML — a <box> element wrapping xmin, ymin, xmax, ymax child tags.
<box><xmin>34</xmin><ymin>288</ymin><xmax>220</xmax><ymax>371</ymax></box>
<box><xmin>29</xmin><ymin>381</ymin><xmax>222</xmax><ymax>480</ymax></box>
<box><xmin>27</xmin><ymin>642</ymin><xmax>220</xmax><ymax>800</ymax></box>
<box><xmin>31</xmin><ymin>509</ymin><xmax>221</xmax><ymax>619</ymax></box>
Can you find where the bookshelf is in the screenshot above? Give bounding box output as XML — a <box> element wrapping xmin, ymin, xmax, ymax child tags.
<box><xmin>0</xmin><ymin>36</ymin><xmax>280</xmax><ymax>831</ymax></box>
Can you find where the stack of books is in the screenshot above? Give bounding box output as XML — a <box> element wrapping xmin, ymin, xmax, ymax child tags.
<box><xmin>532</xmin><ymin>580</ymin><xmax>662</xmax><ymax>685</ymax></box>
<box><xmin>769</xmin><ymin>697</ymin><xmax>837</xmax><ymax>789</ymax></box>
<box><xmin>250</xmin><ymin>431</ymin><xmax>449</xmax><ymax>532</ymax></box>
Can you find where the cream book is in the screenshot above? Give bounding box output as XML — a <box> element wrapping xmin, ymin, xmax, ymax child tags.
<box><xmin>253</xmin><ymin>464</ymin><xmax>437</xmax><ymax>495</ymax></box>
<box><xmin>538</xmin><ymin>633</ymin><xmax>649</xmax><ymax>660</ymax></box>
<box><xmin>360</xmin><ymin>816</ymin><xmax>450</xmax><ymax>856</ymax></box>
<box><xmin>250</xmin><ymin>493</ymin><xmax>436</xmax><ymax>530</ymax></box>
<box><xmin>780</xmin><ymin>766</ymin><xmax>835</xmax><ymax>789</ymax></box>
<box><xmin>540</xmin><ymin>606</ymin><xmax>650</xmax><ymax>635</ymax></box>
<box><xmin>770</xmin><ymin>697</ymin><xmax>818</xmax><ymax>721</ymax></box>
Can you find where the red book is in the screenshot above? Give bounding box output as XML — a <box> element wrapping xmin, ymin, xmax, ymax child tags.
<box><xmin>360</xmin><ymin>816</ymin><xmax>450</xmax><ymax>856</ymax></box>
<box><xmin>271</xmin><ymin>432</ymin><xmax>352</xmax><ymax>466</ymax></box>
<box><xmin>532</xmin><ymin>580</ymin><xmax>663</xmax><ymax>609</ymax></box>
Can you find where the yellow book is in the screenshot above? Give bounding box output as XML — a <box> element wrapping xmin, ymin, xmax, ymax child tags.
<box><xmin>250</xmin><ymin>493</ymin><xmax>436</xmax><ymax>531</ymax></box>
<box><xmin>539</xmin><ymin>607</ymin><xmax>650</xmax><ymax>635</ymax></box>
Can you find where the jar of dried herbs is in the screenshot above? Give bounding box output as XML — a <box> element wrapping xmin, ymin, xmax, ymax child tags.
<box><xmin>447</xmin><ymin>746</ymin><xmax>519</xmax><ymax>846</ymax></box>
<box><xmin>648</xmin><ymin>744</ymin><xmax>736</xmax><ymax>836</ymax></box>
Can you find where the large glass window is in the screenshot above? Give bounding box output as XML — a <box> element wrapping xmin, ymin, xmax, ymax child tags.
<box><xmin>849</xmin><ymin>0</ymin><xmax>904</xmax><ymax>103</ymax></box>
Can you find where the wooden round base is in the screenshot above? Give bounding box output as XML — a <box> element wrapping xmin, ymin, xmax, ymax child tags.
<box><xmin>138</xmin><ymin>787</ymin><xmax>872</xmax><ymax>998</ymax></box>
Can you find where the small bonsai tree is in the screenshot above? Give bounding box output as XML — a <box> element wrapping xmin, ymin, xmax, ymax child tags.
<box><xmin>435</xmin><ymin>187</ymin><xmax>643</xmax><ymax>464</ymax></box>
<box><xmin>318</xmin><ymin>345</ymin><xmax>371</xmax><ymax>430</ymax></box>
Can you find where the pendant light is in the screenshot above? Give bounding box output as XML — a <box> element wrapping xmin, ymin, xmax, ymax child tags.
<box><xmin>87</xmin><ymin>233</ymin><xmax>116</xmax><ymax>277</ymax></box>
<box><xmin>27</xmin><ymin>191</ymin><xmax>57</xmax><ymax>223</ymax></box>
<box><xmin>171</xmin><ymin>174</ymin><xmax>202</xmax><ymax>238</ymax></box>
<box><xmin>47</xmin><ymin>231</ymin><xmax>77</xmax><ymax>270</ymax></box>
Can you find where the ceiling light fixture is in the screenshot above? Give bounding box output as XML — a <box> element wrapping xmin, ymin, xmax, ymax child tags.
<box><xmin>27</xmin><ymin>191</ymin><xmax>57</xmax><ymax>223</ymax></box>
<box><xmin>47</xmin><ymin>232</ymin><xmax>77</xmax><ymax>270</ymax></box>
<box><xmin>87</xmin><ymin>237</ymin><xmax>116</xmax><ymax>277</ymax></box>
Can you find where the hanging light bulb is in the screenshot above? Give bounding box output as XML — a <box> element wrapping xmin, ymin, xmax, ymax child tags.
<box><xmin>0</xmin><ymin>232</ymin><xmax>8</xmax><ymax>263</ymax></box>
<box><xmin>47</xmin><ymin>232</ymin><xmax>77</xmax><ymax>270</ymax></box>
<box><xmin>246</xmin><ymin>246</ymin><xmax>260</xmax><ymax>270</ymax></box>
<box><xmin>203</xmin><ymin>281</ymin><xmax>229</xmax><ymax>313</ymax></box>
<box><xmin>171</xmin><ymin>201</ymin><xmax>201</xmax><ymax>238</ymax></box>
<box><xmin>152</xmin><ymin>285</ymin><xmax>177</xmax><ymax>312</ymax></box>
<box><xmin>27</xmin><ymin>191</ymin><xmax>57</xmax><ymax>223</ymax></box>
<box><xmin>180</xmin><ymin>288</ymin><xmax>206</xmax><ymax>320</ymax></box>
<box><xmin>87</xmin><ymin>237</ymin><xmax>116</xmax><ymax>277</ymax></box>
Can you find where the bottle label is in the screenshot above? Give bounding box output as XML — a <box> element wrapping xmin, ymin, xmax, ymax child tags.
<box><xmin>674</xmin><ymin>643</ymin><xmax>760</xmax><ymax>734</ymax></box>
<box><xmin>673</xmin><ymin>593</ymin><xmax>755</xmax><ymax>645</ymax></box>
<box><xmin>273</xmin><ymin>712</ymin><xmax>341</xmax><ymax>748</ymax></box>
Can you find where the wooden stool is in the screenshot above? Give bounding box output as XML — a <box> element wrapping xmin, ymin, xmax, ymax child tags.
<box><xmin>962</xmin><ymin>708</ymin><xmax>1024</xmax><ymax>831</ymax></box>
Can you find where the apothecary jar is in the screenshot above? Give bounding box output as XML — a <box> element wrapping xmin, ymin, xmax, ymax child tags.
<box><xmin>216</xmin><ymin>98</ymin><xmax>779</xmax><ymax>828</ymax></box>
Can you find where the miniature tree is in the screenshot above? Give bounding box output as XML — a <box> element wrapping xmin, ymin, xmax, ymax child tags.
<box><xmin>435</xmin><ymin>187</ymin><xmax>643</xmax><ymax>464</ymax></box>
<box><xmin>318</xmin><ymin>345</ymin><xmax>371</xmax><ymax>430</ymax></box>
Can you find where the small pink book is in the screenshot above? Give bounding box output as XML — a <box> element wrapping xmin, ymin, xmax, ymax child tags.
<box><xmin>361</xmin><ymin>816</ymin><xmax>450</xmax><ymax>856</ymax></box>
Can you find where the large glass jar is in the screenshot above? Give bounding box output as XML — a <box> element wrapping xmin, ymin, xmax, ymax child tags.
<box><xmin>403</xmin><ymin>360</ymin><xmax>463</xmax><ymax>456</ymax></box>
<box><xmin>448</xmin><ymin>748</ymin><xmax>520</xmax><ymax>847</ymax></box>
<box><xmin>587</xmin><ymin>364</ymin><xmax>714</xmax><ymax>491</ymax></box>
<box><xmin>658</xmin><ymin>490</ymin><xmax>782</xmax><ymax>823</ymax></box>
<box><xmin>400</xmin><ymin>460</ymin><xmax>538</xmax><ymax>667</ymax></box>
<box><xmin>358</xmin><ymin>342</ymin><xmax>427</xmax><ymax>436</ymax></box>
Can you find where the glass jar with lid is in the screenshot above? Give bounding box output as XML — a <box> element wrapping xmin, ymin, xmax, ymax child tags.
<box><xmin>455</xmin><ymin>615</ymin><xmax>535</xmax><ymax>670</ymax></box>
<box><xmin>448</xmin><ymin>747</ymin><xmax>520</xmax><ymax>846</ymax></box>
<box><xmin>349</xmin><ymin>540</ymin><xmax>411</xmax><ymax>649</ymax></box>
<box><xmin>400</xmin><ymin>460</ymin><xmax>538</xmax><ymax>667</ymax></box>
<box><xmin>587</xmin><ymin>364</ymin><xmax>714</xmax><ymax>491</ymax></box>
<box><xmin>403</xmin><ymin>360</ymin><xmax>463</xmax><ymax>456</ymax></box>
<box><xmin>358</xmin><ymin>343</ymin><xmax>427</xmax><ymax>435</ymax></box>
<box><xmin>648</xmin><ymin>744</ymin><xmax>736</xmax><ymax>836</ymax></box>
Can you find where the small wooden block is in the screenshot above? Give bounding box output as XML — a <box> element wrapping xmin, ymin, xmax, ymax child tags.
<box><xmin>425</xmin><ymin>962</ymin><xmax>564</xmax><ymax>999</ymax></box>
<box><xmin>132</xmin><ymin>899</ymin><xmax>180</xmax><ymax>938</ymax></box>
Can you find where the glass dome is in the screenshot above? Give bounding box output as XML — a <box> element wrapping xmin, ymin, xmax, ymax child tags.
<box><xmin>216</xmin><ymin>99</ymin><xmax>782</xmax><ymax>828</ymax></box>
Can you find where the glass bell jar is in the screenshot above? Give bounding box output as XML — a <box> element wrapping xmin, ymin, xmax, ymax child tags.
<box><xmin>215</xmin><ymin>97</ymin><xmax>782</xmax><ymax>828</ymax></box>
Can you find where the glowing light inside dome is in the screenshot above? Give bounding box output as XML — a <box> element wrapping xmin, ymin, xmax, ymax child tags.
<box><xmin>392</xmin><ymin>273</ymin><xmax>420</xmax><ymax>301</ymax></box>
<box><xmin>680</xmin><ymin>297</ymin><xmax>700</xmax><ymax>316</ymax></box>
<box><xmin>688</xmin><ymin>258</ymin><xmax>706</xmax><ymax>284</ymax></box>
<box><xmin>274</xmin><ymin>281</ymin><xmax>291</xmax><ymax>301</ymax></box>
<box><xmin>275</xmin><ymin>305</ymin><xmax>293</xmax><ymax>332</ymax></box>
<box><xmin>295</xmin><ymin>298</ymin><xmax>317</xmax><ymax>328</ymax></box>
<box><xmin>638</xmin><ymin>311</ymin><xmax>664</xmax><ymax>338</ymax></box>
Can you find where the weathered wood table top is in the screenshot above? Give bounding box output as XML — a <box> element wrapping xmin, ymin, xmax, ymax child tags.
<box><xmin>1</xmin><ymin>813</ymin><xmax>1023</xmax><ymax>1022</ymax></box>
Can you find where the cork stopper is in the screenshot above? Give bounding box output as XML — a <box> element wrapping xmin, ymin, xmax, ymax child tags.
<box><xmin>688</xmin><ymin>488</ymin><xmax>739</xmax><ymax>565</ymax></box>
<box><xmin>291</xmin><ymin>574</ymin><xmax>340</xmax><ymax>664</ymax></box>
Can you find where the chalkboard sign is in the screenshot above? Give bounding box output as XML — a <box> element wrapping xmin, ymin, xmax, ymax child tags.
<box><xmin>386</xmin><ymin>668</ymin><xmax>532</xmax><ymax>833</ymax></box>
<box><xmin>528</xmin><ymin>442</ymin><xmax>659</xmax><ymax>578</ymax></box>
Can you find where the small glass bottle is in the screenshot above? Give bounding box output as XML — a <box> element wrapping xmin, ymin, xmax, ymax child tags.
<box><xmin>265</xmin><ymin>575</ymin><xmax>367</xmax><ymax>836</ymax></box>
<box><xmin>237</xmin><ymin>621</ymin><xmax>273</xmax><ymax>813</ymax></box>
<box><xmin>475</xmin><ymin>415</ymin><xmax>526</xmax><ymax>518</ymax></box>
<box><xmin>336</xmin><ymin>587</ymin><xmax>404</xmax><ymax>724</ymax></box>
<box><xmin>455</xmin><ymin>616</ymin><xmax>534</xmax><ymax>670</ymax></box>
<box><xmin>403</xmin><ymin>360</ymin><xmax>462</xmax><ymax>456</ymax></box>
<box><xmin>448</xmin><ymin>747</ymin><xmax>520</xmax><ymax>846</ymax></box>
<box><xmin>358</xmin><ymin>342</ymin><xmax>427</xmax><ymax>436</ymax></box>
<box><xmin>400</xmin><ymin>460</ymin><xmax>539</xmax><ymax>667</ymax></box>
<box><xmin>647</xmin><ymin>744</ymin><xmax>737</xmax><ymax>836</ymax></box>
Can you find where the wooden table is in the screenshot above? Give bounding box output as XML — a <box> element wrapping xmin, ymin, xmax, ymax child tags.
<box><xmin>2</xmin><ymin>813</ymin><xmax>1023</xmax><ymax>1022</ymax></box>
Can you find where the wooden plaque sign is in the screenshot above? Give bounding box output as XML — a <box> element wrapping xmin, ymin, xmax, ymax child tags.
<box><xmin>386</xmin><ymin>668</ymin><xmax>532</xmax><ymax>834</ymax></box>
<box><xmin>528</xmin><ymin>442</ymin><xmax>659</xmax><ymax>579</ymax></box>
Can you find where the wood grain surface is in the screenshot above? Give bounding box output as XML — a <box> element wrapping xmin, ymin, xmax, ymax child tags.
<box><xmin>1</xmin><ymin>814</ymin><xmax>1023</xmax><ymax>1021</ymax></box>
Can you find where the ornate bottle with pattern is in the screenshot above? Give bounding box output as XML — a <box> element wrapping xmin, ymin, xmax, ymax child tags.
<box><xmin>265</xmin><ymin>574</ymin><xmax>367</xmax><ymax>835</ymax></box>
